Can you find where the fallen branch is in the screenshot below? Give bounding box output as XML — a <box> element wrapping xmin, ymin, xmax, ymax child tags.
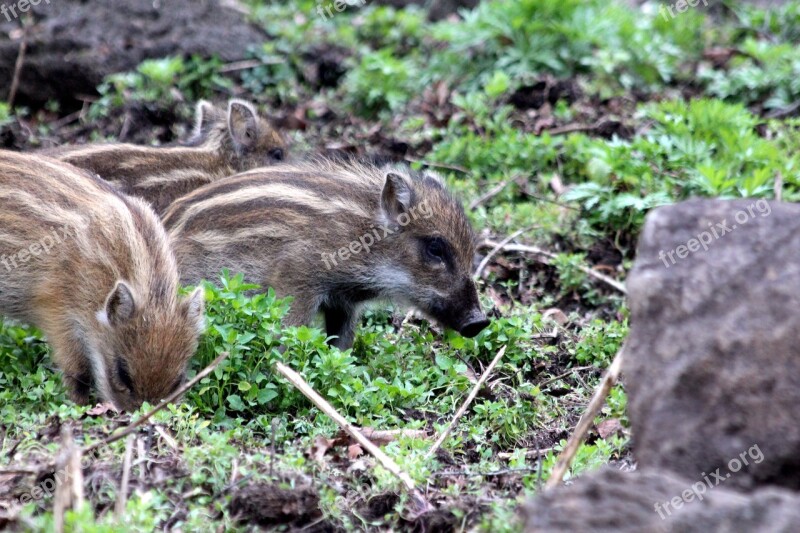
<box><xmin>274</xmin><ymin>361</ymin><xmax>431</xmax><ymax>512</ymax></box>
<box><xmin>219</xmin><ymin>59</ymin><xmax>264</xmax><ymax>73</ymax></box>
<box><xmin>355</xmin><ymin>428</ymin><xmax>429</xmax><ymax>445</ymax></box>
<box><xmin>545</xmin><ymin>345</ymin><xmax>625</xmax><ymax>488</ymax></box>
<box><xmin>480</xmin><ymin>240</ymin><xmax>627</xmax><ymax>295</ymax></box>
<box><xmin>7</xmin><ymin>17</ymin><xmax>29</xmax><ymax>109</ymax></box>
<box><xmin>397</xmin><ymin>309</ymin><xmax>417</xmax><ymax>337</ymax></box>
<box><xmin>83</xmin><ymin>351</ymin><xmax>230</xmax><ymax>454</ymax></box>
<box><xmin>114</xmin><ymin>435</ymin><xmax>135</xmax><ymax>520</ymax></box>
<box><xmin>497</xmin><ymin>446</ymin><xmax>555</xmax><ymax>460</ymax></box>
<box><xmin>546</xmin><ymin>122</ymin><xmax>600</xmax><ymax>136</ymax></box>
<box><xmin>425</xmin><ymin>345</ymin><xmax>507</xmax><ymax>460</ymax></box>
<box><xmin>468</xmin><ymin>179</ymin><xmax>510</xmax><ymax>210</ymax></box>
<box><xmin>432</xmin><ymin>467</ymin><xmax>537</xmax><ymax>478</ymax></box>
<box><xmin>53</xmin><ymin>426</ymin><xmax>83</xmax><ymax>533</ymax></box>
<box><xmin>474</xmin><ymin>228</ymin><xmax>532</xmax><ymax>280</ymax></box>
<box><xmin>538</xmin><ymin>366</ymin><xmax>596</xmax><ymax>389</ymax></box>
<box><xmin>404</xmin><ymin>157</ymin><xmax>469</xmax><ymax>175</ymax></box>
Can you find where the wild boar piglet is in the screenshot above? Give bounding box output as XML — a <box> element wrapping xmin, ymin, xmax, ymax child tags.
<box><xmin>163</xmin><ymin>157</ymin><xmax>490</xmax><ymax>349</ymax></box>
<box><xmin>44</xmin><ymin>99</ymin><xmax>288</xmax><ymax>214</ymax></box>
<box><xmin>0</xmin><ymin>150</ymin><xmax>205</xmax><ymax>410</ymax></box>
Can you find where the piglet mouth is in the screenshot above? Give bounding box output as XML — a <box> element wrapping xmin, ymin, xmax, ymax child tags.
<box><xmin>428</xmin><ymin>305</ymin><xmax>490</xmax><ymax>338</ymax></box>
<box><xmin>457</xmin><ymin>309</ymin><xmax>490</xmax><ymax>338</ymax></box>
<box><xmin>458</xmin><ymin>315</ymin><xmax>489</xmax><ymax>339</ymax></box>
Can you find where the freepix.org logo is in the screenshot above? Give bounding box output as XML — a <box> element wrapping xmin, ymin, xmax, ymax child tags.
<box><xmin>1</xmin><ymin>223</ymin><xmax>77</xmax><ymax>272</ymax></box>
<box><xmin>1</xmin><ymin>0</ymin><xmax>51</xmax><ymax>22</ymax></box>
<box><xmin>321</xmin><ymin>199</ymin><xmax>433</xmax><ymax>270</ymax></box>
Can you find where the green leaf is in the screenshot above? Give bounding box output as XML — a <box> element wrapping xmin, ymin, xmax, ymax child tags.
<box><xmin>296</xmin><ymin>326</ymin><xmax>314</xmax><ymax>343</ymax></box>
<box><xmin>435</xmin><ymin>353</ymin><xmax>453</xmax><ymax>370</ymax></box>
<box><xmin>257</xmin><ymin>388</ymin><xmax>279</xmax><ymax>404</ymax></box>
<box><xmin>484</xmin><ymin>71</ymin><xmax>511</xmax><ymax>98</ymax></box>
<box><xmin>227</xmin><ymin>395</ymin><xmax>245</xmax><ymax>411</ymax></box>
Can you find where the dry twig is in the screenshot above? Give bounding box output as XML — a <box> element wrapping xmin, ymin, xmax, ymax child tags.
<box><xmin>115</xmin><ymin>435</ymin><xmax>135</xmax><ymax>520</ymax></box>
<box><xmin>397</xmin><ymin>309</ymin><xmax>417</xmax><ymax>337</ymax></box>
<box><xmin>546</xmin><ymin>345</ymin><xmax>625</xmax><ymax>488</ymax></box>
<box><xmin>497</xmin><ymin>446</ymin><xmax>555</xmax><ymax>460</ymax></box>
<box><xmin>84</xmin><ymin>351</ymin><xmax>230</xmax><ymax>454</ymax></box>
<box><xmin>219</xmin><ymin>59</ymin><xmax>264</xmax><ymax>73</ymax></box>
<box><xmin>480</xmin><ymin>240</ymin><xmax>627</xmax><ymax>295</ymax></box>
<box><xmin>474</xmin><ymin>228</ymin><xmax>532</xmax><ymax>280</ymax></box>
<box><xmin>468</xmin><ymin>180</ymin><xmax>511</xmax><ymax>210</ymax></box>
<box><xmin>274</xmin><ymin>361</ymin><xmax>431</xmax><ymax>512</ymax></box>
<box><xmin>425</xmin><ymin>345</ymin><xmax>507</xmax><ymax>459</ymax></box>
<box><xmin>404</xmin><ymin>157</ymin><xmax>469</xmax><ymax>175</ymax></box>
<box><xmin>53</xmin><ymin>426</ymin><xmax>84</xmax><ymax>533</ymax></box>
<box><xmin>357</xmin><ymin>428</ymin><xmax>429</xmax><ymax>445</ymax></box>
<box><xmin>7</xmin><ymin>17</ymin><xmax>30</xmax><ymax>109</ymax></box>
<box><xmin>538</xmin><ymin>366</ymin><xmax>595</xmax><ymax>389</ymax></box>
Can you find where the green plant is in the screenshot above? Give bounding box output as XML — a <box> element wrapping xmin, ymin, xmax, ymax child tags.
<box><xmin>700</xmin><ymin>39</ymin><xmax>800</xmax><ymax>110</ymax></box>
<box><xmin>571</xmin><ymin>319</ymin><xmax>628</xmax><ymax>366</ymax></box>
<box><xmin>343</xmin><ymin>48</ymin><xmax>419</xmax><ymax>117</ymax></box>
<box><xmin>0</xmin><ymin>102</ymin><xmax>12</xmax><ymax>126</ymax></box>
<box><xmin>90</xmin><ymin>56</ymin><xmax>232</xmax><ymax>119</ymax></box>
<box><xmin>431</xmin><ymin>0</ymin><xmax>706</xmax><ymax>95</ymax></box>
<box><xmin>240</xmin><ymin>42</ymin><xmax>308</xmax><ymax>105</ymax></box>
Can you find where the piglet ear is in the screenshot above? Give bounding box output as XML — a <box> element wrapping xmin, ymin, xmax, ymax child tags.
<box><xmin>192</xmin><ymin>100</ymin><xmax>217</xmax><ymax>138</ymax></box>
<box><xmin>228</xmin><ymin>99</ymin><xmax>259</xmax><ymax>151</ymax></box>
<box><xmin>185</xmin><ymin>286</ymin><xmax>206</xmax><ymax>336</ymax></box>
<box><xmin>380</xmin><ymin>172</ymin><xmax>414</xmax><ymax>223</ymax></box>
<box><xmin>103</xmin><ymin>281</ymin><xmax>136</xmax><ymax>327</ymax></box>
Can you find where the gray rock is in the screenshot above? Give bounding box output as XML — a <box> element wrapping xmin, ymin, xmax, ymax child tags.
<box><xmin>625</xmin><ymin>199</ymin><xmax>800</xmax><ymax>489</ymax></box>
<box><xmin>521</xmin><ymin>467</ymin><xmax>800</xmax><ymax>532</ymax></box>
<box><xmin>0</xmin><ymin>0</ymin><xmax>266</xmax><ymax>108</ymax></box>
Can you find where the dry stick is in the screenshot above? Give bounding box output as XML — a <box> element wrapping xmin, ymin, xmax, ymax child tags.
<box><xmin>497</xmin><ymin>446</ymin><xmax>555</xmax><ymax>460</ymax></box>
<box><xmin>775</xmin><ymin>172</ymin><xmax>784</xmax><ymax>202</ymax></box>
<box><xmin>469</xmin><ymin>179</ymin><xmax>510</xmax><ymax>210</ymax></box>
<box><xmin>0</xmin><ymin>468</ymin><xmax>41</xmax><ymax>475</ymax></box>
<box><xmin>154</xmin><ymin>425</ymin><xmax>179</xmax><ymax>451</ymax></box>
<box><xmin>274</xmin><ymin>361</ymin><xmax>431</xmax><ymax>511</ymax></box>
<box><xmin>425</xmin><ymin>345</ymin><xmax>507</xmax><ymax>460</ymax></box>
<box><xmin>397</xmin><ymin>309</ymin><xmax>416</xmax><ymax>337</ymax></box>
<box><xmin>481</xmin><ymin>240</ymin><xmax>627</xmax><ymax>295</ymax></box>
<box><xmin>404</xmin><ymin>157</ymin><xmax>470</xmax><ymax>175</ymax></box>
<box><xmin>115</xmin><ymin>435</ymin><xmax>135</xmax><ymax>520</ymax></box>
<box><xmin>269</xmin><ymin>417</ymin><xmax>278</xmax><ymax>477</ymax></box>
<box><xmin>547</xmin><ymin>122</ymin><xmax>601</xmax><ymax>136</ymax></box>
<box><xmin>357</xmin><ymin>428</ymin><xmax>429</xmax><ymax>445</ymax></box>
<box><xmin>53</xmin><ymin>426</ymin><xmax>83</xmax><ymax>533</ymax></box>
<box><xmin>83</xmin><ymin>351</ymin><xmax>230</xmax><ymax>454</ymax></box>
<box><xmin>545</xmin><ymin>345</ymin><xmax>625</xmax><ymax>489</ymax></box>
<box><xmin>49</xmin><ymin>109</ymin><xmax>83</xmax><ymax>131</ymax></box>
<box><xmin>474</xmin><ymin>228</ymin><xmax>532</xmax><ymax>280</ymax></box>
<box><xmin>136</xmin><ymin>439</ymin><xmax>146</xmax><ymax>485</ymax></box>
<box><xmin>537</xmin><ymin>365</ymin><xmax>596</xmax><ymax>389</ymax></box>
<box><xmin>219</xmin><ymin>59</ymin><xmax>273</xmax><ymax>73</ymax></box>
<box><xmin>7</xmin><ymin>18</ymin><xmax>29</xmax><ymax>109</ymax></box>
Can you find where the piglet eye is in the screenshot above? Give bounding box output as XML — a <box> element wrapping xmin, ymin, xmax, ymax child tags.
<box><xmin>425</xmin><ymin>237</ymin><xmax>446</xmax><ymax>262</ymax></box>
<box><xmin>117</xmin><ymin>358</ymin><xmax>134</xmax><ymax>391</ymax></box>
<box><xmin>269</xmin><ymin>148</ymin><xmax>284</xmax><ymax>161</ymax></box>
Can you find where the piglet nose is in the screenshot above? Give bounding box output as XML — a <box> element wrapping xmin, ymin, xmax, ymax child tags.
<box><xmin>459</xmin><ymin>310</ymin><xmax>490</xmax><ymax>338</ymax></box>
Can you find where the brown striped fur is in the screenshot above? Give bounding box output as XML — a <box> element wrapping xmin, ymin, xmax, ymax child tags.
<box><xmin>0</xmin><ymin>150</ymin><xmax>205</xmax><ymax>410</ymax></box>
<box><xmin>43</xmin><ymin>99</ymin><xmax>288</xmax><ymax>215</ymax></box>
<box><xmin>163</xmin><ymin>157</ymin><xmax>489</xmax><ymax>349</ymax></box>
